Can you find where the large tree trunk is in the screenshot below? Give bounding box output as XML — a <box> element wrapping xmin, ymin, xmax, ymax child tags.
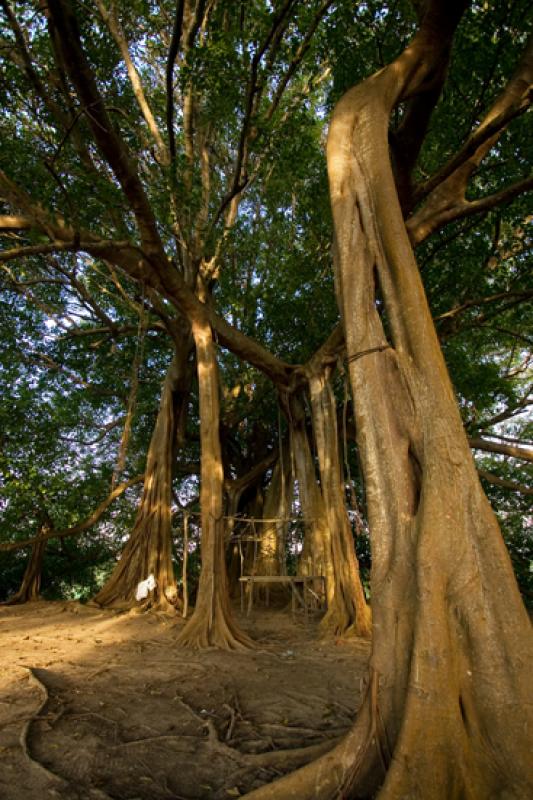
<box><xmin>242</xmin><ymin>4</ymin><xmax>533</xmax><ymax>798</ymax></box>
<box><xmin>3</xmin><ymin>525</ymin><xmax>48</xmax><ymax>605</ymax></box>
<box><xmin>176</xmin><ymin>318</ymin><xmax>252</xmax><ymax>648</ymax></box>
<box><xmin>93</xmin><ymin>340</ymin><xmax>191</xmax><ymax>612</ymax></box>
<box><xmin>308</xmin><ymin>367</ymin><xmax>371</xmax><ymax>638</ymax></box>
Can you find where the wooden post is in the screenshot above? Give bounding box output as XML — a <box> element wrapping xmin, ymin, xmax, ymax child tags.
<box><xmin>239</xmin><ymin>540</ymin><xmax>245</xmax><ymax>612</ymax></box>
<box><xmin>247</xmin><ymin>578</ymin><xmax>254</xmax><ymax>617</ymax></box>
<box><xmin>291</xmin><ymin>578</ymin><xmax>296</xmax><ymax>614</ymax></box>
<box><xmin>182</xmin><ymin>511</ymin><xmax>189</xmax><ymax>618</ymax></box>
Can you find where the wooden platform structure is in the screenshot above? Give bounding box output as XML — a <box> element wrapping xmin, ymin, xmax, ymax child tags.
<box><xmin>239</xmin><ymin>575</ymin><xmax>326</xmax><ymax>618</ymax></box>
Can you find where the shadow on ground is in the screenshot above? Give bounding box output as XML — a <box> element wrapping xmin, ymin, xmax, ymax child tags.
<box><xmin>0</xmin><ymin>601</ymin><xmax>370</xmax><ymax>799</ymax></box>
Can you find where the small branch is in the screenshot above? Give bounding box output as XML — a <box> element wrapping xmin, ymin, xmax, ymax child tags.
<box><xmin>212</xmin><ymin>0</ymin><xmax>296</xmax><ymax>228</ymax></box>
<box><xmin>464</xmin><ymin>174</ymin><xmax>533</xmax><ymax>215</ymax></box>
<box><xmin>51</xmin><ymin>258</ymin><xmax>119</xmax><ymax>335</ymax></box>
<box><xmin>22</xmin><ymin>349</ymin><xmax>113</xmax><ymax>393</ymax></box>
<box><xmin>1</xmin><ymin>263</ymin><xmax>71</xmax><ymax>324</ymax></box>
<box><xmin>59</xmin><ymin>417</ymin><xmax>124</xmax><ymax>446</ymax></box>
<box><xmin>95</xmin><ymin>0</ymin><xmax>168</xmax><ymax>160</ymax></box>
<box><xmin>435</xmin><ymin>290</ymin><xmax>533</xmax><ymax>323</ymax></box>
<box><xmin>0</xmin><ymin>475</ymin><xmax>144</xmax><ymax>553</ymax></box>
<box><xmin>1</xmin><ymin>0</ymin><xmax>96</xmax><ymax>173</ymax></box>
<box><xmin>61</xmin><ymin>322</ymin><xmax>163</xmax><ymax>339</ymax></box>
<box><xmin>476</xmin><ymin>390</ymin><xmax>532</xmax><ymax>430</ymax></box>
<box><xmin>264</xmin><ymin>1</ymin><xmax>334</xmax><ymax>124</ymax></box>
<box><xmin>486</xmin><ymin>433</ymin><xmax>533</xmax><ymax>446</ymax></box>
<box><xmin>0</xmin><ymin>241</ymin><xmax>78</xmax><ymax>261</ymax></box>
<box><xmin>478</xmin><ymin>469</ymin><xmax>533</xmax><ymax>495</ymax></box>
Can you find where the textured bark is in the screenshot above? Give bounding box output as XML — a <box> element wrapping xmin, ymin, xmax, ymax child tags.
<box><xmin>93</xmin><ymin>342</ymin><xmax>191</xmax><ymax>612</ymax></box>
<box><xmin>287</xmin><ymin>395</ymin><xmax>330</xmax><ymax>581</ymax></box>
<box><xmin>256</xmin><ymin>449</ymin><xmax>293</xmax><ymax>577</ymax></box>
<box><xmin>176</xmin><ymin>319</ymin><xmax>252</xmax><ymax>649</ymax></box>
<box><xmin>3</xmin><ymin>526</ymin><xmax>48</xmax><ymax>605</ymax></box>
<box><xmin>308</xmin><ymin>368</ymin><xmax>371</xmax><ymax>638</ymax></box>
<box><xmin>243</xmin><ymin>3</ymin><xmax>533</xmax><ymax>798</ymax></box>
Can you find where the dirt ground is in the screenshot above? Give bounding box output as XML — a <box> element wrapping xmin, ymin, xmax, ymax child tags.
<box><xmin>0</xmin><ymin>600</ymin><xmax>370</xmax><ymax>800</ymax></box>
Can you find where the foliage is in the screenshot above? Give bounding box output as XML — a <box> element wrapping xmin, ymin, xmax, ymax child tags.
<box><xmin>0</xmin><ymin>0</ymin><xmax>531</xmax><ymax>604</ymax></box>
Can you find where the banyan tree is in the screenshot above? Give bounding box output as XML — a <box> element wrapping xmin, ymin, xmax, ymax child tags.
<box><xmin>1</xmin><ymin>0</ymin><xmax>532</xmax><ymax>796</ymax></box>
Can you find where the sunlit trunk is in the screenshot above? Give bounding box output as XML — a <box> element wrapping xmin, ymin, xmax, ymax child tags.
<box><xmin>176</xmin><ymin>318</ymin><xmax>251</xmax><ymax>648</ymax></box>
<box><xmin>243</xmin><ymin>8</ymin><xmax>533</xmax><ymax>799</ymax></box>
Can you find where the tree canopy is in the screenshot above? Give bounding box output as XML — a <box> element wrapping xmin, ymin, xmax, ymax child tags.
<box><xmin>1</xmin><ymin>0</ymin><xmax>530</xmax><ymax>599</ymax></box>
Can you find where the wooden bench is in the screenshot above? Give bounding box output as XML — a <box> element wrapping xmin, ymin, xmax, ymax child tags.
<box><xmin>239</xmin><ymin>575</ymin><xmax>326</xmax><ymax>618</ymax></box>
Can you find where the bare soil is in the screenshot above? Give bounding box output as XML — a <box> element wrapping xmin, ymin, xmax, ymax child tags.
<box><xmin>0</xmin><ymin>601</ymin><xmax>370</xmax><ymax>799</ymax></box>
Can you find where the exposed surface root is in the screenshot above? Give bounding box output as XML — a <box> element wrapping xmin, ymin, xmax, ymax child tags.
<box><xmin>0</xmin><ymin>602</ymin><xmax>369</xmax><ymax>799</ymax></box>
<box><xmin>20</xmin><ymin>668</ymin><xmax>68</xmax><ymax>787</ymax></box>
<box><xmin>176</xmin><ymin>606</ymin><xmax>255</xmax><ymax>650</ymax></box>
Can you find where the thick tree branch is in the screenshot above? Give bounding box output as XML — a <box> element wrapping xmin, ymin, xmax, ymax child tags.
<box><xmin>408</xmin><ymin>173</ymin><xmax>533</xmax><ymax>245</ymax></box>
<box><xmin>166</xmin><ymin>0</ymin><xmax>185</xmax><ymax>164</ymax></box>
<box><xmin>407</xmin><ymin>32</ymin><xmax>533</xmax><ymax>243</ymax></box>
<box><xmin>1</xmin><ymin>0</ymin><xmax>97</xmax><ymax>172</ymax></box>
<box><xmin>225</xmin><ymin>450</ymin><xmax>278</xmax><ymax>494</ymax></box>
<box><xmin>45</xmin><ymin>0</ymin><xmax>166</xmax><ymax>260</ymax></box>
<box><xmin>469</xmin><ymin>437</ymin><xmax>533</xmax><ymax>463</ymax></box>
<box><xmin>0</xmin><ymin>215</ymin><xmax>33</xmax><ymax>231</ymax></box>
<box><xmin>414</xmin><ymin>32</ymin><xmax>533</xmax><ymax>207</ymax></box>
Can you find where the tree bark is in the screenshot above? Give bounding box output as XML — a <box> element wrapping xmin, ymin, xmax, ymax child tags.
<box><xmin>286</xmin><ymin>394</ymin><xmax>330</xmax><ymax>582</ymax></box>
<box><xmin>242</xmin><ymin>3</ymin><xmax>533</xmax><ymax>798</ymax></box>
<box><xmin>308</xmin><ymin>367</ymin><xmax>371</xmax><ymax>638</ymax></box>
<box><xmin>176</xmin><ymin>318</ymin><xmax>252</xmax><ymax>648</ymax></box>
<box><xmin>92</xmin><ymin>340</ymin><xmax>191</xmax><ymax>612</ymax></box>
<box><xmin>256</xmin><ymin>448</ymin><xmax>293</xmax><ymax>577</ymax></box>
